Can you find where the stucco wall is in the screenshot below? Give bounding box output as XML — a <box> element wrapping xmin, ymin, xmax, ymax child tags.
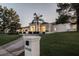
<box><xmin>54</xmin><ymin>23</ymin><xmax>71</xmax><ymax>32</ymax></box>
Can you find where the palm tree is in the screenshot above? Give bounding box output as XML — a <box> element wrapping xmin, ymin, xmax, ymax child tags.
<box><xmin>33</xmin><ymin>13</ymin><xmax>43</xmax><ymax>33</ymax></box>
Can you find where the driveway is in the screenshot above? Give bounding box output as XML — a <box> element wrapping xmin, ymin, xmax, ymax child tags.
<box><xmin>0</xmin><ymin>37</ymin><xmax>24</xmax><ymax>56</ymax></box>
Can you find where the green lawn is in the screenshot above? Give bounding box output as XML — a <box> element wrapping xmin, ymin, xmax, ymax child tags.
<box><xmin>40</xmin><ymin>32</ymin><xmax>79</xmax><ymax>56</ymax></box>
<box><xmin>0</xmin><ymin>34</ymin><xmax>22</xmax><ymax>46</ymax></box>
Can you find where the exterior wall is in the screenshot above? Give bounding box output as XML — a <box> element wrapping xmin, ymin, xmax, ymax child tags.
<box><xmin>17</xmin><ymin>23</ymin><xmax>77</xmax><ymax>34</ymax></box>
<box><xmin>45</xmin><ymin>23</ymin><xmax>56</xmax><ymax>32</ymax></box>
<box><xmin>69</xmin><ymin>17</ymin><xmax>77</xmax><ymax>31</ymax></box>
<box><xmin>50</xmin><ymin>24</ymin><xmax>55</xmax><ymax>32</ymax></box>
<box><xmin>17</xmin><ymin>27</ymin><xmax>29</xmax><ymax>34</ymax></box>
<box><xmin>44</xmin><ymin>23</ymin><xmax>53</xmax><ymax>32</ymax></box>
<box><xmin>54</xmin><ymin>23</ymin><xmax>71</xmax><ymax>32</ymax></box>
<box><xmin>29</xmin><ymin>23</ymin><xmax>77</xmax><ymax>33</ymax></box>
<box><xmin>44</xmin><ymin>23</ymin><xmax>49</xmax><ymax>32</ymax></box>
<box><xmin>70</xmin><ymin>24</ymin><xmax>77</xmax><ymax>31</ymax></box>
<box><xmin>29</xmin><ymin>23</ymin><xmax>46</xmax><ymax>33</ymax></box>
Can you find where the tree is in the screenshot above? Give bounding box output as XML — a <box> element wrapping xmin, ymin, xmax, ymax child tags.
<box><xmin>56</xmin><ymin>3</ymin><xmax>70</xmax><ymax>15</ymax></box>
<box><xmin>56</xmin><ymin>3</ymin><xmax>71</xmax><ymax>24</ymax></box>
<box><xmin>71</xmin><ymin>4</ymin><xmax>79</xmax><ymax>31</ymax></box>
<box><xmin>56</xmin><ymin>3</ymin><xmax>79</xmax><ymax>31</ymax></box>
<box><xmin>0</xmin><ymin>5</ymin><xmax>21</xmax><ymax>34</ymax></box>
<box><xmin>33</xmin><ymin>13</ymin><xmax>43</xmax><ymax>32</ymax></box>
<box><xmin>56</xmin><ymin>15</ymin><xmax>70</xmax><ymax>24</ymax></box>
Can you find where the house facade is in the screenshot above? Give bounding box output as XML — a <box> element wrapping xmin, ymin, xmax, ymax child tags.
<box><xmin>17</xmin><ymin>22</ymin><xmax>77</xmax><ymax>34</ymax></box>
<box><xmin>17</xmin><ymin>13</ymin><xmax>77</xmax><ymax>34</ymax></box>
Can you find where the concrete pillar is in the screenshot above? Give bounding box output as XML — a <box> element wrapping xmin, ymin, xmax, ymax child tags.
<box><xmin>23</xmin><ymin>35</ymin><xmax>41</xmax><ymax>56</ymax></box>
<box><xmin>49</xmin><ymin>23</ymin><xmax>51</xmax><ymax>32</ymax></box>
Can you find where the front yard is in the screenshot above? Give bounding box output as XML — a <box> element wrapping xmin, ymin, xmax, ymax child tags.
<box><xmin>0</xmin><ymin>34</ymin><xmax>22</xmax><ymax>46</ymax></box>
<box><xmin>40</xmin><ymin>32</ymin><xmax>79</xmax><ymax>56</ymax></box>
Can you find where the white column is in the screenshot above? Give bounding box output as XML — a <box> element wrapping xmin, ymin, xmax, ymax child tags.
<box><xmin>49</xmin><ymin>23</ymin><xmax>51</xmax><ymax>32</ymax></box>
<box><xmin>23</xmin><ymin>35</ymin><xmax>41</xmax><ymax>56</ymax></box>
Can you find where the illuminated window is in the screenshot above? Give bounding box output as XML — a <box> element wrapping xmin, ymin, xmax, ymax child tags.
<box><xmin>40</xmin><ymin>25</ymin><xmax>46</xmax><ymax>32</ymax></box>
<box><xmin>30</xmin><ymin>25</ymin><xmax>35</xmax><ymax>32</ymax></box>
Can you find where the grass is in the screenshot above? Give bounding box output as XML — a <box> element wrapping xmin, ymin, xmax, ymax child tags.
<box><xmin>0</xmin><ymin>34</ymin><xmax>22</xmax><ymax>46</ymax></box>
<box><xmin>40</xmin><ymin>32</ymin><xmax>79</xmax><ymax>56</ymax></box>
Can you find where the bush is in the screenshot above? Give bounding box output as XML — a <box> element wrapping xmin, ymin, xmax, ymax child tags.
<box><xmin>8</xmin><ymin>32</ymin><xmax>19</xmax><ymax>35</ymax></box>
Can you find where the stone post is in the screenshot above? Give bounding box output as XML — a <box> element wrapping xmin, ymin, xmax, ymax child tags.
<box><xmin>23</xmin><ymin>35</ymin><xmax>41</xmax><ymax>56</ymax></box>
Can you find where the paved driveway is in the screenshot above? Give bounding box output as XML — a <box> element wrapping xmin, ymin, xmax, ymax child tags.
<box><xmin>0</xmin><ymin>37</ymin><xmax>24</xmax><ymax>56</ymax></box>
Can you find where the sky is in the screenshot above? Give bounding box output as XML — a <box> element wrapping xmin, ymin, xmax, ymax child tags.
<box><xmin>0</xmin><ymin>3</ymin><xmax>58</xmax><ymax>27</ymax></box>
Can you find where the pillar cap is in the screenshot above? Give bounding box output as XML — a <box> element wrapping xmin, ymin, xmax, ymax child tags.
<box><xmin>23</xmin><ymin>35</ymin><xmax>41</xmax><ymax>40</ymax></box>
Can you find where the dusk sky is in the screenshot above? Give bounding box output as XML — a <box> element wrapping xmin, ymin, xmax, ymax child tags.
<box><xmin>0</xmin><ymin>3</ymin><xmax>58</xmax><ymax>27</ymax></box>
